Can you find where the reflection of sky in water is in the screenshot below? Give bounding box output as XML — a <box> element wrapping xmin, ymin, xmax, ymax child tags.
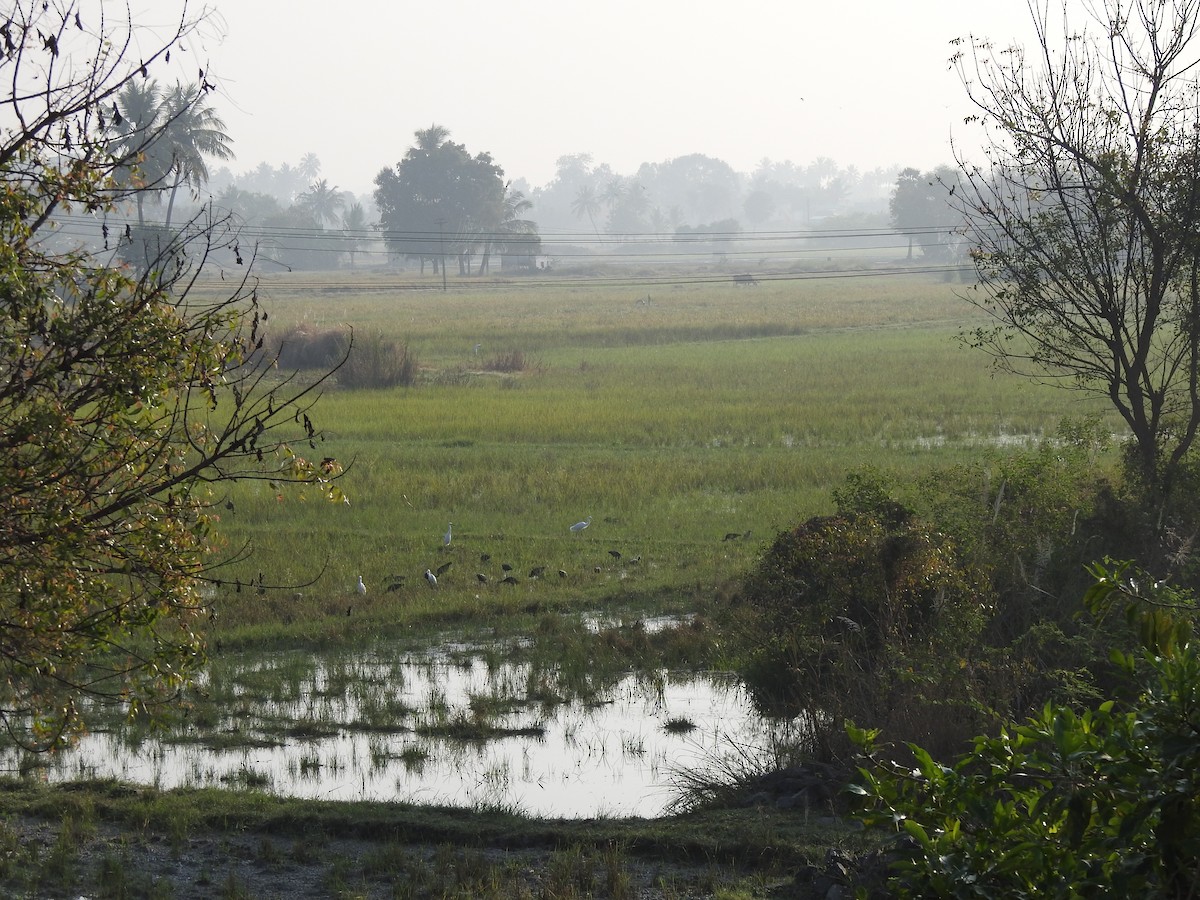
<box><xmin>5</xmin><ymin>650</ymin><xmax>776</xmax><ymax>818</ymax></box>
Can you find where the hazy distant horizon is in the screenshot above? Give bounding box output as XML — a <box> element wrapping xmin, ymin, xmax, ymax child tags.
<box><xmin>185</xmin><ymin>1</ymin><xmax>1055</xmax><ymax>197</ymax></box>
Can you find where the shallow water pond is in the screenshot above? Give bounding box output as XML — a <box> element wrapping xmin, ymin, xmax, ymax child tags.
<box><xmin>7</xmin><ymin>642</ymin><xmax>777</xmax><ymax>819</ymax></box>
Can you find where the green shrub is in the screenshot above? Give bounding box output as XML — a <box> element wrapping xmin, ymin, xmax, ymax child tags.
<box><xmin>850</xmin><ymin>559</ymin><xmax>1200</xmax><ymax>899</ymax></box>
<box><xmin>735</xmin><ymin>480</ymin><xmax>992</xmax><ymax>760</ymax></box>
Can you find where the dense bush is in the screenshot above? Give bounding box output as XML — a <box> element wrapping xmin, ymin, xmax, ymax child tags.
<box><xmin>731</xmin><ymin>426</ymin><xmax>1134</xmax><ymax>760</ymax></box>
<box><xmin>735</xmin><ymin>487</ymin><xmax>992</xmax><ymax>760</ymax></box>
<box><xmin>850</xmin><ymin>560</ymin><xmax>1200</xmax><ymax>898</ymax></box>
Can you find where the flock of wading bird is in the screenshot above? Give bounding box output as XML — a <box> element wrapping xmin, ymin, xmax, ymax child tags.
<box><xmin>351</xmin><ymin>518</ymin><xmax>754</xmax><ymax>602</ymax></box>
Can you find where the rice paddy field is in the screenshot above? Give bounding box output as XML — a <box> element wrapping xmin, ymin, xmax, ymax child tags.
<box><xmin>200</xmin><ymin>264</ymin><xmax>1117</xmax><ymax>647</ymax></box>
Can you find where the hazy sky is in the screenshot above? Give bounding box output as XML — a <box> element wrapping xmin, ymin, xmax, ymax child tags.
<box><xmin>191</xmin><ymin>1</ymin><xmax>1045</xmax><ymax>196</ymax></box>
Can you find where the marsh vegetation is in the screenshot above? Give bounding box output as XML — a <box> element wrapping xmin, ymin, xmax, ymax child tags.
<box><xmin>5</xmin><ymin>268</ymin><xmax>1121</xmax><ymax>896</ymax></box>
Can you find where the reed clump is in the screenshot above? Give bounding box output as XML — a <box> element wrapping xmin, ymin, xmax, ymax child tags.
<box><xmin>271</xmin><ymin>324</ymin><xmax>345</xmax><ymax>370</ymax></box>
<box><xmin>337</xmin><ymin>330</ymin><xmax>418</xmax><ymax>388</ymax></box>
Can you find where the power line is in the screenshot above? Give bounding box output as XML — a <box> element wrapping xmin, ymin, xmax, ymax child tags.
<box><xmin>48</xmin><ymin>214</ymin><xmax>965</xmax><ymax>261</ymax></box>
<box><xmin>185</xmin><ymin>264</ymin><xmax>975</xmax><ymax>294</ymax></box>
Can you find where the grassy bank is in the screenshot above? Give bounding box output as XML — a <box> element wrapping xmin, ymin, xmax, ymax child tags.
<box><xmin>0</xmin><ymin>779</ymin><xmax>874</xmax><ymax>898</ymax></box>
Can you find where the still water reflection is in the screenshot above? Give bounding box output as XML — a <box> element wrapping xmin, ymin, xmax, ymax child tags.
<box><xmin>6</xmin><ymin>647</ymin><xmax>775</xmax><ymax>819</ymax></box>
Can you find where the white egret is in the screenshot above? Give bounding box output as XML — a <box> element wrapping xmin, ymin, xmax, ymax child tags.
<box><xmin>356</xmin><ymin>575</ymin><xmax>367</xmax><ymax>595</ymax></box>
<box><xmin>424</xmin><ymin>568</ymin><xmax>437</xmax><ymax>587</ymax></box>
<box><xmin>443</xmin><ymin>523</ymin><xmax>453</xmax><ymax>548</ymax></box>
<box><xmin>570</xmin><ymin>516</ymin><xmax>592</xmax><ymax>533</ymax></box>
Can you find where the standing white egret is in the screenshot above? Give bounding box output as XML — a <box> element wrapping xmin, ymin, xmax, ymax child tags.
<box><xmin>570</xmin><ymin>516</ymin><xmax>592</xmax><ymax>533</ymax></box>
<box><xmin>443</xmin><ymin>522</ymin><xmax>453</xmax><ymax>548</ymax></box>
<box><xmin>356</xmin><ymin>575</ymin><xmax>367</xmax><ymax>595</ymax></box>
<box><xmin>424</xmin><ymin>568</ymin><xmax>438</xmax><ymax>588</ymax></box>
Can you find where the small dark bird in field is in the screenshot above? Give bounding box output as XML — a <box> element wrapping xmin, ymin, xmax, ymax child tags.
<box><xmin>436</xmin><ymin>561</ymin><xmax>452</xmax><ymax>576</ymax></box>
<box><xmin>608</xmin><ymin>550</ymin><xmax>621</xmax><ymax>560</ymax></box>
<box><xmin>501</xmin><ymin>575</ymin><xmax>519</xmax><ymax>585</ymax></box>
<box><xmin>529</xmin><ymin>566</ymin><xmax>546</xmax><ymax>578</ymax></box>
<box><xmin>476</xmin><ymin>573</ymin><xmax>488</xmax><ymax>583</ymax></box>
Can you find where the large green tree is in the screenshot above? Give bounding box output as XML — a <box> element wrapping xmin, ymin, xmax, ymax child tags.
<box><xmin>0</xmin><ymin>0</ymin><xmax>344</xmax><ymax>750</ymax></box>
<box><xmin>953</xmin><ymin>0</ymin><xmax>1200</xmax><ymax>505</ymax></box>
<box><xmin>373</xmin><ymin>125</ymin><xmax>506</xmax><ymax>274</ymax></box>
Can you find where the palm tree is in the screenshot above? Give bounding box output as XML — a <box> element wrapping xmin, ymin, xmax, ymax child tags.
<box><xmin>156</xmin><ymin>83</ymin><xmax>234</xmax><ymax>227</ymax></box>
<box><xmin>414</xmin><ymin>124</ymin><xmax>451</xmax><ymax>151</ymax></box>
<box><xmin>297</xmin><ymin>152</ymin><xmax>322</xmax><ymax>183</ymax></box>
<box><xmin>113</xmin><ymin>80</ymin><xmax>168</xmax><ymax>226</ymax></box>
<box><xmin>570</xmin><ymin>184</ymin><xmax>601</xmax><ymax>238</ymax></box>
<box><xmin>298</xmin><ymin>179</ymin><xmax>345</xmax><ymax>227</ymax></box>
<box><xmin>341</xmin><ymin>202</ymin><xmax>368</xmax><ymax>268</ymax></box>
<box><xmin>478</xmin><ymin>184</ymin><xmax>538</xmax><ymax>274</ymax></box>
<box><xmin>600</xmin><ymin>178</ymin><xmax>625</xmax><ymax>210</ymax></box>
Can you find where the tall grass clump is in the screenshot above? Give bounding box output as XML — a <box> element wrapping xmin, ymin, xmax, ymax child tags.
<box><xmin>337</xmin><ymin>330</ymin><xmax>418</xmax><ymax>389</ymax></box>
<box><xmin>272</xmin><ymin>324</ymin><xmax>346</xmax><ymax>370</ymax></box>
<box><xmin>481</xmin><ymin>349</ymin><xmax>532</xmax><ymax>373</ymax></box>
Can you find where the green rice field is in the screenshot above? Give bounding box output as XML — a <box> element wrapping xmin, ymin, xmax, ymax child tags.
<box><xmin>204</xmin><ymin>267</ymin><xmax>1118</xmax><ymax>644</ymax></box>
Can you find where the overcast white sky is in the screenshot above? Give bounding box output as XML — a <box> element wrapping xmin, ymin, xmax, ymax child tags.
<box><xmin>189</xmin><ymin>1</ymin><xmax>1045</xmax><ymax>196</ymax></box>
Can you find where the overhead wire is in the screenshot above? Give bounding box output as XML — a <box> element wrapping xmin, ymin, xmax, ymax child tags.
<box><xmin>49</xmin><ymin>214</ymin><xmax>964</xmax><ymax>255</ymax></box>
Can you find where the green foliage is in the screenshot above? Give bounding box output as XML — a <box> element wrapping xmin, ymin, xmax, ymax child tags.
<box><xmin>736</xmin><ymin>478</ymin><xmax>992</xmax><ymax>758</ymax></box>
<box><xmin>0</xmin><ymin>3</ymin><xmax>345</xmax><ymax>749</ymax></box>
<box><xmin>850</xmin><ymin>560</ymin><xmax>1200</xmax><ymax>898</ymax></box>
<box><xmin>917</xmin><ymin>420</ymin><xmax>1114</xmax><ymax>636</ymax></box>
<box><xmin>374</xmin><ymin>125</ymin><xmax>507</xmax><ymax>268</ymax></box>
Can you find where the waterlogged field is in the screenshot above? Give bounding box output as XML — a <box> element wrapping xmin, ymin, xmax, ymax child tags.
<box><xmin>200</xmin><ymin>268</ymin><xmax>1110</xmax><ymax>632</ymax></box>
<box><xmin>36</xmin><ymin>267</ymin><xmax>1121</xmax><ymax>823</ymax></box>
